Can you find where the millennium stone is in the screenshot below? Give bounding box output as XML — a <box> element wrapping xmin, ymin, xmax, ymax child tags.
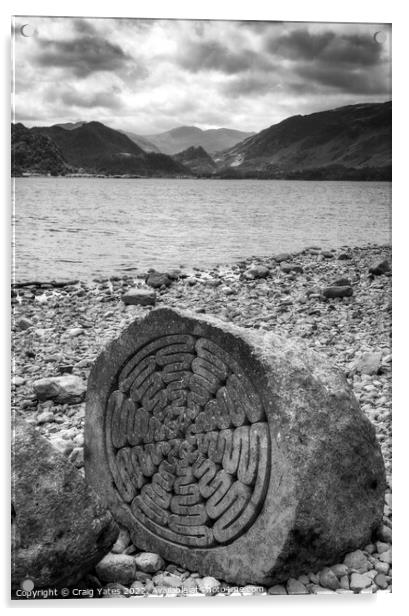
<box><xmin>12</xmin><ymin>415</ymin><xmax>118</xmax><ymax>591</ymax></box>
<box><xmin>85</xmin><ymin>308</ymin><xmax>385</xmax><ymax>585</ymax></box>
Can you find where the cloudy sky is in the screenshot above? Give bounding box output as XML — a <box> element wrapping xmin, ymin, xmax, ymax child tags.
<box><xmin>12</xmin><ymin>17</ymin><xmax>391</xmax><ymax>134</ymax></box>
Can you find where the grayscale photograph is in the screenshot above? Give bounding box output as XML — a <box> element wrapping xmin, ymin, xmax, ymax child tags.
<box><xmin>11</xmin><ymin>14</ymin><xmax>392</xmax><ymax>600</ymax></box>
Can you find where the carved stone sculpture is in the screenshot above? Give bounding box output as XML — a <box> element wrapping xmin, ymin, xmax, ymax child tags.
<box><xmin>85</xmin><ymin>308</ymin><xmax>385</xmax><ymax>585</ymax></box>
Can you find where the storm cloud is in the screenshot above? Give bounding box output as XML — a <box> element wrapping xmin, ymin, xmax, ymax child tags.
<box><xmin>176</xmin><ymin>39</ymin><xmax>273</xmax><ymax>74</ymax></box>
<box><xmin>267</xmin><ymin>28</ymin><xmax>383</xmax><ymax>66</ymax></box>
<box><xmin>13</xmin><ymin>17</ymin><xmax>391</xmax><ymax>134</ymax></box>
<box><xmin>34</xmin><ymin>35</ymin><xmax>131</xmax><ymax>77</ymax></box>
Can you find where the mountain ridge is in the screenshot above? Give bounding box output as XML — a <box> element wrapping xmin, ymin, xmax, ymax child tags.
<box><xmin>139</xmin><ymin>126</ymin><xmax>255</xmax><ymax>155</ymax></box>
<box><xmin>215</xmin><ymin>101</ymin><xmax>391</xmax><ymax>180</ymax></box>
<box><xmin>29</xmin><ymin>122</ymin><xmax>191</xmax><ymax>177</ymax></box>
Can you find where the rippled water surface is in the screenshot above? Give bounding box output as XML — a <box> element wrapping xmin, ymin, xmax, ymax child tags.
<box><xmin>13</xmin><ymin>177</ymin><xmax>391</xmax><ymax>282</ymax></box>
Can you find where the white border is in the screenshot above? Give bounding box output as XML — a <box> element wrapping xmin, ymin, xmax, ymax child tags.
<box><xmin>2</xmin><ymin>1</ymin><xmax>405</xmax><ymax>615</ymax></box>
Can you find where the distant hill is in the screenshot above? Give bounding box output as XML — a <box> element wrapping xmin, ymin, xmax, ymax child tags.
<box><xmin>12</xmin><ymin>123</ymin><xmax>70</xmax><ymax>176</ymax></box>
<box><xmin>173</xmin><ymin>146</ymin><xmax>217</xmax><ymax>176</ymax></box>
<box><xmin>215</xmin><ymin>102</ymin><xmax>391</xmax><ymax>180</ymax></box>
<box><xmin>54</xmin><ymin>121</ymin><xmax>86</xmax><ymax>131</ymax></box>
<box><xmin>141</xmin><ymin>126</ymin><xmax>255</xmax><ymax>155</ymax></box>
<box><xmin>119</xmin><ymin>130</ymin><xmax>161</xmax><ymax>153</ymax></box>
<box><xmin>30</xmin><ymin>122</ymin><xmax>191</xmax><ymax>176</ymax></box>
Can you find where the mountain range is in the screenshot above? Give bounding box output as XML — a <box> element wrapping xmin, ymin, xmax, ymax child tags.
<box><xmin>132</xmin><ymin>126</ymin><xmax>255</xmax><ymax>155</ymax></box>
<box><xmin>12</xmin><ymin>101</ymin><xmax>391</xmax><ymax>179</ymax></box>
<box><xmin>28</xmin><ymin>122</ymin><xmax>190</xmax><ymax>177</ymax></box>
<box><xmin>216</xmin><ymin>101</ymin><xmax>391</xmax><ymax>180</ymax></box>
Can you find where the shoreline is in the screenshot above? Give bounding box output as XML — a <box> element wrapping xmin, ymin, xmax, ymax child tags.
<box><xmin>11</xmin><ymin>242</ymin><xmax>392</xmax><ymax>288</ymax></box>
<box><xmin>13</xmin><ymin>174</ymin><xmax>392</xmax><ymax>181</ymax></box>
<box><xmin>11</xmin><ymin>243</ymin><xmax>392</xmax><ymax>595</ymax></box>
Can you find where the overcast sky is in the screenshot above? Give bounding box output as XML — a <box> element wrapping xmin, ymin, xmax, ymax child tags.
<box><xmin>12</xmin><ymin>17</ymin><xmax>391</xmax><ymax>134</ymax></box>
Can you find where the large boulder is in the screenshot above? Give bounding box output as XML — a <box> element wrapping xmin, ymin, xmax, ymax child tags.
<box><xmin>85</xmin><ymin>308</ymin><xmax>385</xmax><ymax>586</ymax></box>
<box><xmin>12</xmin><ymin>416</ymin><xmax>118</xmax><ymax>590</ymax></box>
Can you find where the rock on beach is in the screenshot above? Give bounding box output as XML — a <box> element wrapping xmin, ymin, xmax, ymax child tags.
<box><xmin>322</xmin><ymin>286</ymin><xmax>353</xmax><ymax>299</ymax></box>
<box><xmin>122</xmin><ymin>287</ymin><xmax>156</xmax><ymax>306</ymax></box>
<box><xmin>11</xmin><ymin>415</ymin><xmax>118</xmax><ymax>590</ymax></box>
<box><xmin>32</xmin><ymin>375</ymin><xmax>87</xmax><ymax>404</ymax></box>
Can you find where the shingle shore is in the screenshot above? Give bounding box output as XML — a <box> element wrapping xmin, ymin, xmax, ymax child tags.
<box><xmin>11</xmin><ymin>243</ymin><xmax>392</xmax><ymax>596</ymax></box>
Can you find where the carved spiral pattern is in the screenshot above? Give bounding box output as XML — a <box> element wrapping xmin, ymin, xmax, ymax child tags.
<box><xmin>105</xmin><ymin>334</ymin><xmax>270</xmax><ymax>548</ymax></box>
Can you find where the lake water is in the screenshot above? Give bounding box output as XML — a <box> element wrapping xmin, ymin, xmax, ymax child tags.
<box><xmin>12</xmin><ymin>177</ymin><xmax>391</xmax><ymax>282</ymax></box>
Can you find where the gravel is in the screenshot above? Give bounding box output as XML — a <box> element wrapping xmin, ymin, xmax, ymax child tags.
<box><xmin>11</xmin><ymin>243</ymin><xmax>391</xmax><ymax>596</ymax></box>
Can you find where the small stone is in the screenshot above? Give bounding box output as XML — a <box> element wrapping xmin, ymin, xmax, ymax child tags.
<box><xmin>221</xmin><ymin>286</ymin><xmax>235</xmax><ymax>295</ymax></box>
<box><xmin>286</xmin><ymin>578</ymin><xmax>307</xmax><ymax>594</ymax></box>
<box><xmin>32</xmin><ymin>375</ymin><xmax>87</xmax><ymax>404</ymax></box>
<box><xmin>95</xmin><ymin>554</ymin><xmax>136</xmax><ymax>585</ymax></box>
<box><xmin>344</xmin><ymin>549</ymin><xmax>371</xmax><ymax>573</ymax></box>
<box><xmin>267</xmin><ymin>585</ymin><xmax>287</xmax><ymax>595</ymax></box>
<box><xmin>122</xmin><ymin>288</ymin><xmax>156</xmax><ymax>306</ymax></box>
<box><xmin>182</xmin><ymin>577</ymin><xmax>198</xmax><ymax>592</ymax></box>
<box><xmin>280</xmin><ymin>263</ymin><xmax>304</xmax><ymax>274</ymax></box>
<box><xmin>319</xmin><ymin>567</ymin><xmax>340</xmax><ymax>590</ymax></box>
<box><xmin>152</xmin><ymin>572</ymin><xmax>183</xmax><ymax>588</ymax></box>
<box><xmin>322</xmin><ymin>286</ymin><xmax>353</xmax><ymax>299</ymax></box>
<box><xmin>49</xmin><ymin>437</ymin><xmax>74</xmax><ymax>456</ymax></box>
<box><xmin>129</xmin><ymin>580</ymin><xmax>145</xmax><ymax>595</ymax></box>
<box><xmin>274</xmin><ymin>253</ymin><xmax>292</xmax><ymax>263</ymax></box>
<box><xmin>197</xmin><ymin>576</ymin><xmax>220</xmax><ymax>596</ymax></box>
<box><xmin>15</xmin><ymin>317</ymin><xmax>33</xmax><ymax>331</ymax></box>
<box><xmin>36</xmin><ymin>410</ymin><xmax>54</xmax><ymax>424</ymax></box>
<box><xmin>377</xmin><ymin>524</ymin><xmax>392</xmax><ymax>543</ymax></box>
<box><xmin>13</xmin><ymin>376</ymin><xmax>26</xmax><ymax>387</ymax></box>
<box><xmin>331</xmin><ymin>563</ymin><xmax>349</xmax><ymax>578</ymax></box>
<box><xmin>353</xmin><ymin>352</ymin><xmax>383</xmax><ymax>376</ymax></box>
<box><xmin>374</xmin><ymin>573</ymin><xmax>389</xmax><ymax>589</ymax></box>
<box><xmin>379</xmin><ymin>548</ymin><xmax>392</xmax><ymax>564</ymax></box>
<box><xmin>134</xmin><ymin>552</ymin><xmax>164</xmax><ymax>573</ymax></box>
<box><xmin>339</xmin><ymin>575</ymin><xmax>350</xmax><ymax>590</ymax></box>
<box><xmin>369</xmin><ymin>260</ymin><xmax>391</xmax><ymax>276</ymax></box>
<box><xmin>244</xmin><ymin>265</ymin><xmax>270</xmax><ymax>280</ymax></box>
<box><xmin>338</xmin><ymin>252</ymin><xmax>351</xmax><ymax>260</ymax></box>
<box><xmin>67</xmin><ymin>327</ymin><xmax>84</xmax><ymax>338</ymax></box>
<box><xmin>350</xmin><ymin>573</ymin><xmax>372</xmax><ymax>592</ymax></box>
<box><xmin>111</xmin><ymin>528</ymin><xmax>131</xmax><ymax>554</ymax></box>
<box><xmin>375</xmin><ymin>561</ymin><xmax>390</xmax><ymax>575</ymax></box>
<box><xmin>376</xmin><ymin>541</ymin><xmax>390</xmax><ymax>554</ymax></box>
<box><xmin>146</xmin><ymin>272</ymin><xmax>171</xmax><ymax>289</ymax></box>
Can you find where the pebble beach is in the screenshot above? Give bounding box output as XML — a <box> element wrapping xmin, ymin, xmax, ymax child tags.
<box><xmin>11</xmin><ymin>243</ymin><xmax>392</xmax><ymax>596</ymax></box>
